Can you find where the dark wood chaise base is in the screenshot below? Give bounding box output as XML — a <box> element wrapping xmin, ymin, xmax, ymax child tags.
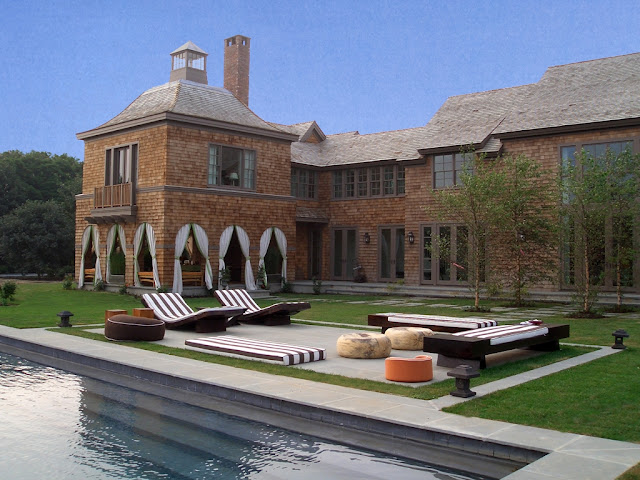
<box><xmin>423</xmin><ymin>324</ymin><xmax>570</xmax><ymax>369</ymax></box>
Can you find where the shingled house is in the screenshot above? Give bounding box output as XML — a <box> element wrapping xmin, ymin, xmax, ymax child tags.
<box><xmin>76</xmin><ymin>37</ymin><xmax>640</xmax><ymax>296</ymax></box>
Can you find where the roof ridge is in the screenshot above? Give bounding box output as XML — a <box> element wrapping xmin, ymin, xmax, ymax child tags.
<box><xmin>546</xmin><ymin>51</ymin><xmax>640</xmax><ymax>70</ymax></box>
<box><xmin>169</xmin><ymin>81</ymin><xmax>181</xmax><ymax>111</ymax></box>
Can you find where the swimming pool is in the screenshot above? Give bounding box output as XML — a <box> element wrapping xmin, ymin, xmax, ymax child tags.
<box><xmin>0</xmin><ymin>352</ymin><xmax>488</xmax><ymax>479</ymax></box>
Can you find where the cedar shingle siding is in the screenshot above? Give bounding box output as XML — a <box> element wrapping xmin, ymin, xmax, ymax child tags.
<box><xmin>76</xmin><ymin>42</ymin><xmax>640</xmax><ymax>294</ymax></box>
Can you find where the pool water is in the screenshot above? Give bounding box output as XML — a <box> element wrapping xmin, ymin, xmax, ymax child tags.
<box><xmin>0</xmin><ymin>352</ymin><xmax>488</xmax><ymax>479</ymax></box>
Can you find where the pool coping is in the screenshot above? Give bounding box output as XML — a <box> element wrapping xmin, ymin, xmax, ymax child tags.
<box><xmin>0</xmin><ymin>325</ymin><xmax>638</xmax><ymax>479</ymax></box>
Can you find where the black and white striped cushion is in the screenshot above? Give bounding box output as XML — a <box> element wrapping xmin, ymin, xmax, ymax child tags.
<box><xmin>142</xmin><ymin>293</ymin><xmax>194</xmax><ymax>321</ymax></box>
<box><xmin>186</xmin><ymin>336</ymin><xmax>326</xmax><ymax>365</ymax></box>
<box><xmin>452</xmin><ymin>325</ymin><xmax>549</xmax><ymax>345</ymax></box>
<box><xmin>215</xmin><ymin>289</ymin><xmax>261</xmax><ymax>313</ymax></box>
<box><xmin>384</xmin><ymin>313</ymin><xmax>497</xmax><ymax>329</ymax></box>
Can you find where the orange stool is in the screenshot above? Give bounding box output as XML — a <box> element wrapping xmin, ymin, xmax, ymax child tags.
<box><xmin>385</xmin><ymin>355</ymin><xmax>433</xmax><ymax>383</ymax></box>
<box><xmin>133</xmin><ymin>307</ymin><xmax>155</xmax><ymax>319</ymax></box>
<box><xmin>105</xmin><ymin>309</ymin><xmax>127</xmax><ymax>325</ymax></box>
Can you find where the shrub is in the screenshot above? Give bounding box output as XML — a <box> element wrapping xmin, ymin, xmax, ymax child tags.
<box><xmin>281</xmin><ymin>279</ymin><xmax>293</xmax><ymax>293</ymax></box>
<box><xmin>0</xmin><ymin>281</ymin><xmax>17</xmax><ymax>306</ymax></box>
<box><xmin>93</xmin><ymin>280</ymin><xmax>106</xmax><ymax>292</ymax></box>
<box><xmin>62</xmin><ymin>275</ymin><xmax>74</xmax><ymax>290</ymax></box>
<box><xmin>312</xmin><ymin>277</ymin><xmax>322</xmax><ymax>295</ymax></box>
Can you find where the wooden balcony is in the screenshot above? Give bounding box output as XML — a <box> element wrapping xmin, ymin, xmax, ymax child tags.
<box><xmin>94</xmin><ymin>183</ymin><xmax>133</xmax><ymax>208</ymax></box>
<box><xmin>86</xmin><ymin>183</ymin><xmax>136</xmax><ymax>224</ymax></box>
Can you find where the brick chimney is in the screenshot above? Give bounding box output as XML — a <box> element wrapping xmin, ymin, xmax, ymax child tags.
<box><xmin>224</xmin><ymin>35</ymin><xmax>250</xmax><ymax>105</ymax></box>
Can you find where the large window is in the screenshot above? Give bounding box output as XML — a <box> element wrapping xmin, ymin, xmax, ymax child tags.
<box><xmin>208</xmin><ymin>144</ymin><xmax>256</xmax><ymax>189</ymax></box>
<box><xmin>422</xmin><ymin>224</ymin><xmax>476</xmax><ymax>285</ymax></box>
<box><xmin>560</xmin><ymin>139</ymin><xmax>637</xmax><ymax>291</ymax></box>
<box><xmin>332</xmin><ymin>165</ymin><xmax>405</xmax><ymax>199</ymax></box>
<box><xmin>291</xmin><ymin>168</ymin><xmax>317</xmax><ymax>199</ymax></box>
<box><xmin>105</xmin><ymin>144</ymin><xmax>137</xmax><ymax>186</ymax></box>
<box><xmin>433</xmin><ymin>152</ymin><xmax>472</xmax><ymax>188</ymax></box>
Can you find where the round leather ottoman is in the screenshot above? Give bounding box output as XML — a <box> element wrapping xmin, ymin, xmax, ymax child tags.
<box><xmin>105</xmin><ymin>314</ymin><xmax>165</xmax><ymax>341</ymax></box>
<box><xmin>385</xmin><ymin>355</ymin><xmax>433</xmax><ymax>382</ymax></box>
<box><xmin>336</xmin><ymin>332</ymin><xmax>391</xmax><ymax>359</ymax></box>
<box><xmin>385</xmin><ymin>327</ymin><xmax>434</xmax><ymax>350</ymax></box>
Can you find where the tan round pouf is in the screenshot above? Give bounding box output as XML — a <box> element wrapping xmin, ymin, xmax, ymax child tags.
<box><xmin>385</xmin><ymin>327</ymin><xmax>434</xmax><ymax>350</ymax></box>
<box><xmin>336</xmin><ymin>332</ymin><xmax>392</xmax><ymax>359</ymax></box>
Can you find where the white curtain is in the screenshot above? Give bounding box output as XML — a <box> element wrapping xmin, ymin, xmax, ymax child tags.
<box><xmin>273</xmin><ymin>227</ymin><xmax>287</xmax><ymax>282</ymax></box>
<box><xmin>146</xmin><ymin>224</ymin><xmax>161</xmax><ymax>288</ymax></box>
<box><xmin>173</xmin><ymin>224</ymin><xmax>191</xmax><ymax>294</ymax></box>
<box><xmin>218</xmin><ymin>226</ymin><xmax>234</xmax><ymax>289</ymax></box>
<box><xmin>192</xmin><ymin>224</ymin><xmax>213</xmax><ymax>290</ymax></box>
<box><xmin>235</xmin><ymin>226</ymin><xmax>256</xmax><ymax>290</ymax></box>
<box><xmin>258</xmin><ymin>228</ymin><xmax>272</xmax><ymax>287</ymax></box>
<box><xmin>133</xmin><ymin>223</ymin><xmax>145</xmax><ymax>287</ymax></box>
<box><xmin>78</xmin><ymin>226</ymin><xmax>92</xmax><ymax>288</ymax></box>
<box><xmin>258</xmin><ymin>227</ymin><xmax>288</xmax><ymax>286</ymax></box>
<box><xmin>92</xmin><ymin>225</ymin><xmax>102</xmax><ymax>283</ymax></box>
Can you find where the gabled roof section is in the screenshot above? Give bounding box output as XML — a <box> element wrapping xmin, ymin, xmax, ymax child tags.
<box><xmin>494</xmin><ymin>52</ymin><xmax>640</xmax><ymax>135</ymax></box>
<box><xmin>77</xmin><ymin>80</ymin><xmax>297</xmax><ymax>141</ymax></box>
<box><xmin>292</xmin><ymin>127</ymin><xmax>427</xmax><ymax>167</ymax></box>
<box><xmin>417</xmin><ymin>84</ymin><xmax>534</xmax><ymax>154</ymax></box>
<box><xmin>268</xmin><ymin>121</ymin><xmax>326</xmax><ymax>143</ymax></box>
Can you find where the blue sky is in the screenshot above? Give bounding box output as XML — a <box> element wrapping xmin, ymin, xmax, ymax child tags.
<box><xmin>2</xmin><ymin>0</ymin><xmax>640</xmax><ymax>160</ymax></box>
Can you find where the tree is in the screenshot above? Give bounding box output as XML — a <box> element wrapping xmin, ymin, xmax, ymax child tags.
<box><xmin>560</xmin><ymin>150</ymin><xmax>609</xmax><ymax>314</ymax></box>
<box><xmin>491</xmin><ymin>154</ymin><xmax>559</xmax><ymax>306</ymax></box>
<box><xmin>427</xmin><ymin>152</ymin><xmax>505</xmax><ymax>310</ymax></box>
<box><xmin>601</xmin><ymin>148</ymin><xmax>640</xmax><ymax>310</ymax></box>
<box><xmin>0</xmin><ymin>201</ymin><xmax>75</xmax><ymax>277</ymax></box>
<box><xmin>0</xmin><ymin>150</ymin><xmax>82</xmax><ymax>217</ymax></box>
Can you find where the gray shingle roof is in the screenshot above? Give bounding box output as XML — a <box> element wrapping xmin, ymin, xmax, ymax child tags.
<box><xmin>171</xmin><ymin>41</ymin><xmax>207</xmax><ymax>55</ymax></box>
<box><xmin>90</xmin><ymin>80</ymin><xmax>290</xmax><ymax>136</ymax></box>
<box><xmin>494</xmin><ymin>52</ymin><xmax>640</xmax><ymax>134</ymax></box>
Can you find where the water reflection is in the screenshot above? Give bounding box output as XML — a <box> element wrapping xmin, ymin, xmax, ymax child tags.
<box><xmin>0</xmin><ymin>353</ymin><xmax>486</xmax><ymax>479</ymax></box>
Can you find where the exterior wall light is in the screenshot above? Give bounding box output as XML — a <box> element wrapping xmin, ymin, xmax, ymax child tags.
<box><xmin>57</xmin><ymin>310</ymin><xmax>74</xmax><ymax>328</ymax></box>
<box><xmin>612</xmin><ymin>329</ymin><xmax>629</xmax><ymax>349</ymax></box>
<box><xmin>408</xmin><ymin>231</ymin><xmax>415</xmax><ymax>244</ymax></box>
<box><xmin>363</xmin><ymin>232</ymin><xmax>370</xmax><ymax>244</ymax></box>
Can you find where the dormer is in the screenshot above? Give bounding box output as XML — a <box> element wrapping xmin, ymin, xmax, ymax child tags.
<box><xmin>170</xmin><ymin>41</ymin><xmax>208</xmax><ymax>84</ymax></box>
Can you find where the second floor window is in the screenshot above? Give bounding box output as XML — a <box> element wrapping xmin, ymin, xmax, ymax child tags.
<box><xmin>433</xmin><ymin>152</ymin><xmax>472</xmax><ymax>188</ymax></box>
<box><xmin>105</xmin><ymin>144</ymin><xmax>137</xmax><ymax>186</ymax></box>
<box><xmin>291</xmin><ymin>168</ymin><xmax>317</xmax><ymax>199</ymax></box>
<box><xmin>332</xmin><ymin>165</ymin><xmax>405</xmax><ymax>199</ymax></box>
<box><xmin>208</xmin><ymin>144</ymin><xmax>256</xmax><ymax>189</ymax></box>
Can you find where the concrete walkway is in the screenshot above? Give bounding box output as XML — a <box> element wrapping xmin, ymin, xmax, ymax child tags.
<box><xmin>0</xmin><ymin>323</ymin><xmax>638</xmax><ymax>479</ymax></box>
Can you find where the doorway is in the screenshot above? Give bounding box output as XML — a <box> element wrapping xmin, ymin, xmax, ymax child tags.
<box><xmin>379</xmin><ymin>226</ymin><xmax>404</xmax><ymax>281</ymax></box>
<box><xmin>331</xmin><ymin>228</ymin><xmax>357</xmax><ymax>280</ymax></box>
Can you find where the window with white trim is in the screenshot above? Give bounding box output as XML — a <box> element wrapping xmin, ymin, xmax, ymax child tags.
<box><xmin>208</xmin><ymin>144</ymin><xmax>256</xmax><ymax>189</ymax></box>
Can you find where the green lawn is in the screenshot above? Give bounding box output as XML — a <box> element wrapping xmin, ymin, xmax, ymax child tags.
<box><xmin>1</xmin><ymin>281</ymin><xmax>639</xmax><ymax>478</ymax></box>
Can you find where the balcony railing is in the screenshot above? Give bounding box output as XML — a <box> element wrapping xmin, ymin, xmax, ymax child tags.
<box><xmin>94</xmin><ymin>183</ymin><xmax>133</xmax><ymax>208</ymax></box>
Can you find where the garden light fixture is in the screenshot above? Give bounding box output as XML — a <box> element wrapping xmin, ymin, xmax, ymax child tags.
<box><xmin>57</xmin><ymin>310</ymin><xmax>74</xmax><ymax>328</ymax></box>
<box><xmin>612</xmin><ymin>329</ymin><xmax>629</xmax><ymax>349</ymax></box>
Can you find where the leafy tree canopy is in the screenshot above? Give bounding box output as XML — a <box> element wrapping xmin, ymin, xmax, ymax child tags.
<box><xmin>0</xmin><ymin>150</ymin><xmax>82</xmax><ymax>217</ymax></box>
<box><xmin>0</xmin><ymin>200</ymin><xmax>75</xmax><ymax>277</ymax></box>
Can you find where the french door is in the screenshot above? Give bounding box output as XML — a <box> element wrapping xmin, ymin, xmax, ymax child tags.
<box><xmin>379</xmin><ymin>226</ymin><xmax>405</xmax><ymax>281</ymax></box>
<box><xmin>332</xmin><ymin>228</ymin><xmax>358</xmax><ymax>280</ymax></box>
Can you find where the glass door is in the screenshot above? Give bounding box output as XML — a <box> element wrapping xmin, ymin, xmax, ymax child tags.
<box><xmin>332</xmin><ymin>228</ymin><xmax>357</xmax><ymax>280</ymax></box>
<box><xmin>379</xmin><ymin>226</ymin><xmax>405</xmax><ymax>281</ymax></box>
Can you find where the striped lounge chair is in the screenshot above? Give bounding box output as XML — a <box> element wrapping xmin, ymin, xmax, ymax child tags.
<box><xmin>186</xmin><ymin>336</ymin><xmax>325</xmax><ymax>365</ymax></box>
<box><xmin>214</xmin><ymin>289</ymin><xmax>310</xmax><ymax>326</ymax></box>
<box><xmin>423</xmin><ymin>323</ymin><xmax>570</xmax><ymax>369</ymax></box>
<box><xmin>368</xmin><ymin>313</ymin><xmax>497</xmax><ymax>333</ymax></box>
<box><xmin>141</xmin><ymin>292</ymin><xmax>245</xmax><ymax>333</ymax></box>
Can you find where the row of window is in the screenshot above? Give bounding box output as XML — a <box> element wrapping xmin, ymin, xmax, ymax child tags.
<box><xmin>331</xmin><ymin>165</ymin><xmax>406</xmax><ymax>199</ymax></box>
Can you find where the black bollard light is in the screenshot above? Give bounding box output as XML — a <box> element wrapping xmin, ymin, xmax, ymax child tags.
<box><xmin>448</xmin><ymin>364</ymin><xmax>480</xmax><ymax>398</ymax></box>
<box><xmin>612</xmin><ymin>329</ymin><xmax>629</xmax><ymax>350</ymax></box>
<box><xmin>57</xmin><ymin>310</ymin><xmax>74</xmax><ymax>328</ymax></box>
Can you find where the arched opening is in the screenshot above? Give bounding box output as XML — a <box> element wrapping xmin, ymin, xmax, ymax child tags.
<box><xmin>173</xmin><ymin>223</ymin><xmax>213</xmax><ymax>293</ymax></box>
<box><xmin>264</xmin><ymin>236</ymin><xmax>283</xmax><ymax>285</ymax></box>
<box><xmin>79</xmin><ymin>225</ymin><xmax>102</xmax><ymax>287</ymax></box>
<box><xmin>133</xmin><ymin>223</ymin><xmax>160</xmax><ymax>288</ymax></box>
<box><xmin>224</xmin><ymin>231</ymin><xmax>244</xmax><ymax>284</ymax></box>
<box><xmin>180</xmin><ymin>233</ymin><xmax>204</xmax><ymax>285</ymax></box>
<box><xmin>107</xmin><ymin>225</ymin><xmax>126</xmax><ymax>285</ymax></box>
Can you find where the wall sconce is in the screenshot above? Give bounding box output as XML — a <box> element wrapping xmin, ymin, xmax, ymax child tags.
<box><xmin>363</xmin><ymin>232</ymin><xmax>370</xmax><ymax>244</ymax></box>
<box><xmin>408</xmin><ymin>231</ymin><xmax>415</xmax><ymax>244</ymax></box>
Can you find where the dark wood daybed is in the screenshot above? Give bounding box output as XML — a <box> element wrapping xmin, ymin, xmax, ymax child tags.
<box><xmin>423</xmin><ymin>323</ymin><xmax>570</xmax><ymax>369</ymax></box>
